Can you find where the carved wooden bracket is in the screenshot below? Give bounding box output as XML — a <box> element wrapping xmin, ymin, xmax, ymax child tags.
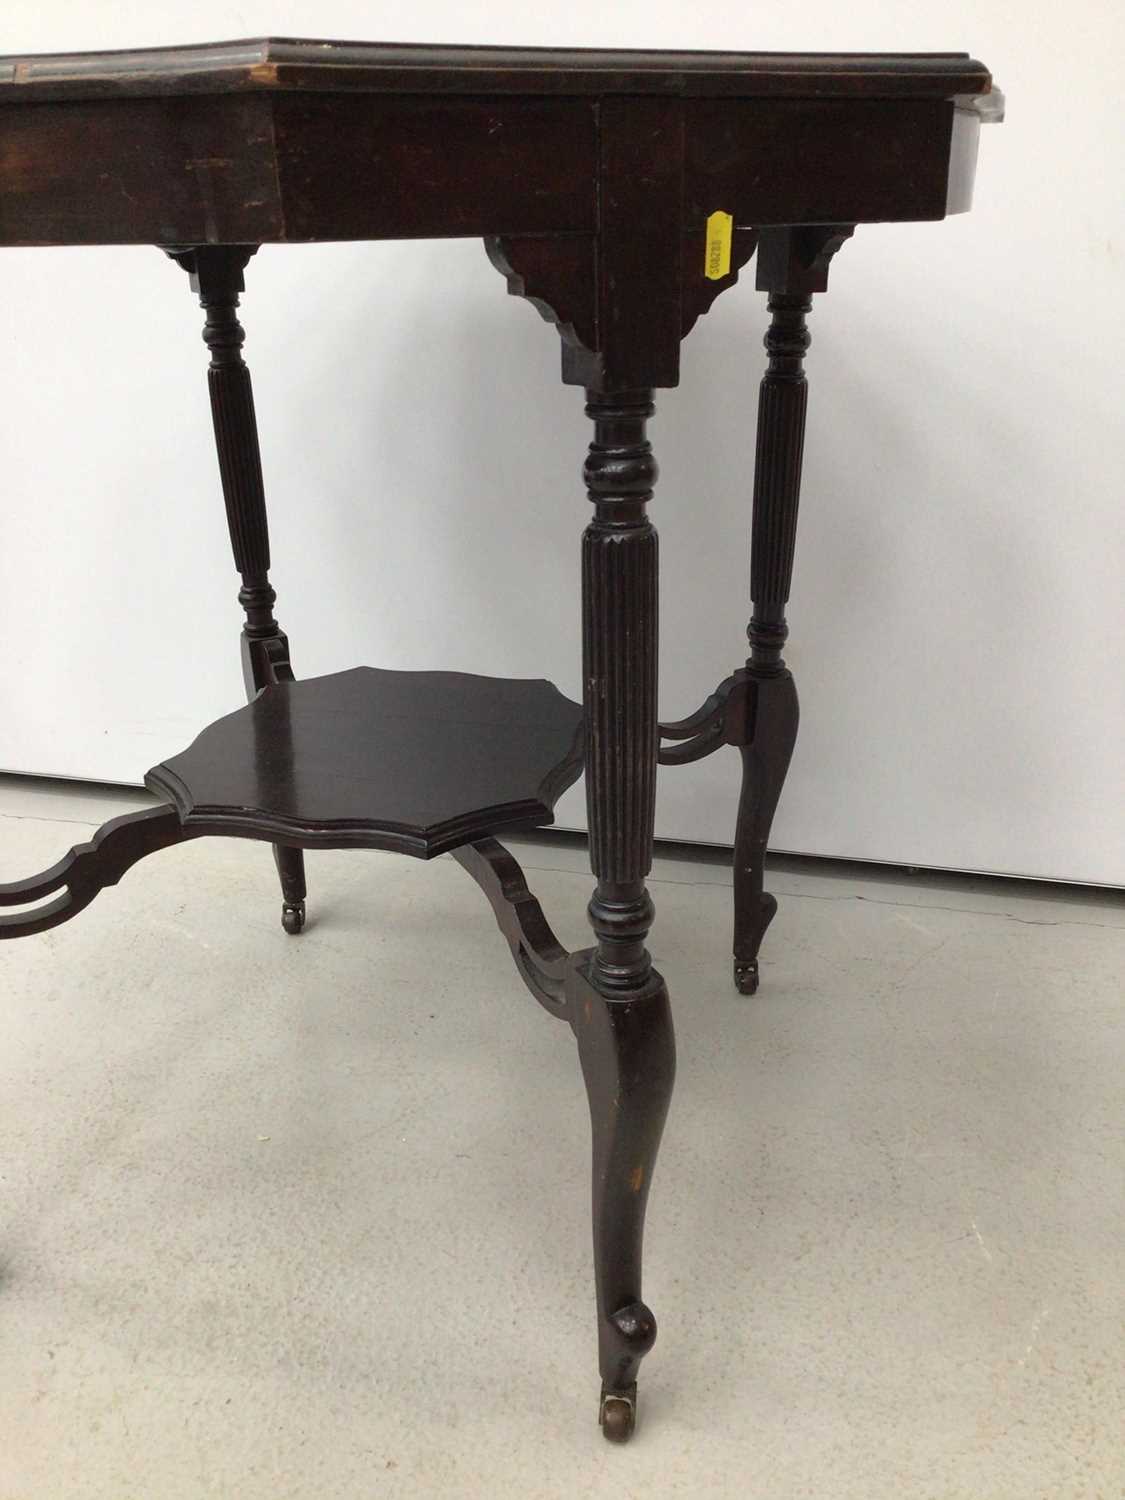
<box><xmin>756</xmin><ymin>225</ymin><xmax>856</xmax><ymax>295</ymax></box>
<box><xmin>680</xmin><ymin>226</ymin><xmax>759</xmax><ymax>337</ymax></box>
<box><xmin>485</xmin><ymin>235</ymin><xmax>598</xmax><ymax>366</ymax></box>
<box><xmin>485</xmin><ymin>207</ymin><xmax>850</xmax><ymax>392</ymax></box>
<box><xmin>485</xmin><ymin>224</ymin><xmax>761</xmax><ymax>388</ymax></box>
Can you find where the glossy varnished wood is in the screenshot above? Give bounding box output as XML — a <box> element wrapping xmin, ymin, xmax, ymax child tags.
<box><xmin>145</xmin><ymin>667</ymin><xmax>585</xmax><ymax>858</ymax></box>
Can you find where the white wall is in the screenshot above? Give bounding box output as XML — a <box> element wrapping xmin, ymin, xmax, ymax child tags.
<box><xmin>2</xmin><ymin>1</ymin><xmax>1123</xmax><ymax>885</ymax></box>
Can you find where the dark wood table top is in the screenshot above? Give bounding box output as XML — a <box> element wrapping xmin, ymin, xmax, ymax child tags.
<box><xmin>0</xmin><ymin>38</ymin><xmax>1001</xmax><ymax>386</ymax></box>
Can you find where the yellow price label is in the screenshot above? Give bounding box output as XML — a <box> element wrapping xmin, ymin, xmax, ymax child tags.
<box><xmin>704</xmin><ymin>210</ymin><xmax>733</xmax><ymax>280</ymax></box>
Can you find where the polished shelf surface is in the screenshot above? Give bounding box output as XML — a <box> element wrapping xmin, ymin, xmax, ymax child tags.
<box><xmin>145</xmin><ymin>666</ymin><xmax>584</xmax><ymax>858</ymax></box>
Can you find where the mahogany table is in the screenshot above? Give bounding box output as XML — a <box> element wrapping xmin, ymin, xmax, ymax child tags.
<box><xmin>0</xmin><ymin>39</ymin><xmax>1001</xmax><ymax>1442</ymax></box>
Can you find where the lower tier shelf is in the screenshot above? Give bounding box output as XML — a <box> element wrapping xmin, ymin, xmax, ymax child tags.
<box><xmin>0</xmin><ymin>665</ymin><xmax>585</xmax><ymax>940</ymax></box>
<box><xmin>145</xmin><ymin>666</ymin><xmax>585</xmax><ymax>857</ymax></box>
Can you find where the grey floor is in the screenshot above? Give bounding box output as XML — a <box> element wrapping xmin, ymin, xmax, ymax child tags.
<box><xmin>1</xmin><ymin>775</ymin><xmax>1122</xmax><ymax>1500</ymax></box>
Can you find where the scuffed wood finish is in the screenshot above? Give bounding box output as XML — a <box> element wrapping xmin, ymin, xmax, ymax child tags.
<box><xmin>567</xmin><ymin>957</ymin><xmax>675</xmax><ymax>1442</ymax></box>
<box><xmin>0</xmin><ymin>35</ymin><xmax>1002</xmax><ymax>1446</ymax></box>
<box><xmin>577</xmin><ymin>389</ymin><xmax>674</xmax><ymax>1439</ymax></box>
<box><xmin>0</xmin><ymin>40</ymin><xmax>997</xmax><ymax>250</ymax></box>
<box><xmin>586</xmin><ymin>99</ymin><xmax>683</xmax><ymax>390</ymax></box>
<box><xmin>0</xmin><ymin>39</ymin><xmax>992</xmax><ymax>102</ymax></box>
<box><xmin>0</xmin><ymin>94</ymin><xmax>284</xmax><ymax>246</ymax></box>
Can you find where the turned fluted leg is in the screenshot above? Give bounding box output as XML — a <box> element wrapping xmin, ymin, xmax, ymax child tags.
<box><xmin>166</xmin><ymin>245</ymin><xmax>307</xmax><ymax>935</ymax></box>
<box><xmin>732</xmin><ymin>290</ymin><xmax>809</xmax><ymax>993</ymax></box>
<box><xmin>570</xmin><ymin>389</ymin><xmax>676</xmax><ymax>1442</ymax></box>
<box><xmin>731</xmin><ymin>226</ymin><xmax>853</xmax><ymax>995</ymax></box>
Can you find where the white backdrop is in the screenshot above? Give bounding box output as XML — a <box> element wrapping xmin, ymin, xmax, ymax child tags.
<box><xmin>2</xmin><ymin>2</ymin><xmax>1123</xmax><ymax>885</ymax></box>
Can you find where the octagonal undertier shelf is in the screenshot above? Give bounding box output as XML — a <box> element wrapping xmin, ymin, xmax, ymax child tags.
<box><xmin>145</xmin><ymin>667</ymin><xmax>585</xmax><ymax>856</ymax></box>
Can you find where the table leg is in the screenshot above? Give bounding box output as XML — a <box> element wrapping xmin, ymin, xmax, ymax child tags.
<box><xmin>570</xmin><ymin>389</ymin><xmax>676</xmax><ymax>1442</ymax></box>
<box><xmin>731</xmin><ymin>289</ymin><xmax>810</xmax><ymax>993</ymax></box>
<box><xmin>165</xmin><ymin>245</ymin><xmax>307</xmax><ymax>935</ymax></box>
<box><xmin>731</xmin><ymin>225</ymin><xmax>854</xmax><ymax>995</ymax></box>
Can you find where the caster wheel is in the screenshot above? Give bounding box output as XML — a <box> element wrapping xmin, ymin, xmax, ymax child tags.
<box><xmin>281</xmin><ymin>901</ymin><xmax>306</xmax><ymax>935</ymax></box>
<box><xmin>599</xmin><ymin>1385</ymin><xmax>637</xmax><ymax>1443</ymax></box>
<box><xmin>734</xmin><ymin>958</ymin><xmax>759</xmax><ymax>995</ymax></box>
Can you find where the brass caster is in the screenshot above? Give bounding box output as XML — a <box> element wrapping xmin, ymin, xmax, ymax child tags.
<box><xmin>281</xmin><ymin>901</ymin><xmax>306</xmax><ymax>935</ymax></box>
<box><xmin>599</xmin><ymin>1383</ymin><xmax>637</xmax><ymax>1443</ymax></box>
<box><xmin>734</xmin><ymin>958</ymin><xmax>759</xmax><ymax>995</ymax></box>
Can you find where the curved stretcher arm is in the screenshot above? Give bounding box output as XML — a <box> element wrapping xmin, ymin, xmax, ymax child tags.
<box><xmin>658</xmin><ymin>672</ymin><xmax>737</xmax><ymax>741</ymax></box>
<box><xmin>658</xmin><ymin>671</ymin><xmax>740</xmax><ymax>765</ymax></box>
<box><xmin>452</xmin><ymin>837</ymin><xmax>571</xmax><ymax>1019</ymax></box>
<box><xmin>0</xmin><ymin>804</ymin><xmax>187</xmax><ymax>939</ymax></box>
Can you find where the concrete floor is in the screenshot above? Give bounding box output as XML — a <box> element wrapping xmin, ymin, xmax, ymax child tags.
<box><xmin>0</xmin><ymin>774</ymin><xmax>1122</xmax><ymax>1499</ymax></box>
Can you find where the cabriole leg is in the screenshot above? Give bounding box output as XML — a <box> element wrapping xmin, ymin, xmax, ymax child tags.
<box><xmin>572</xmin><ymin>389</ymin><xmax>676</xmax><ymax>1442</ymax></box>
<box><xmin>165</xmin><ymin>244</ymin><xmax>307</xmax><ymax>936</ymax></box>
